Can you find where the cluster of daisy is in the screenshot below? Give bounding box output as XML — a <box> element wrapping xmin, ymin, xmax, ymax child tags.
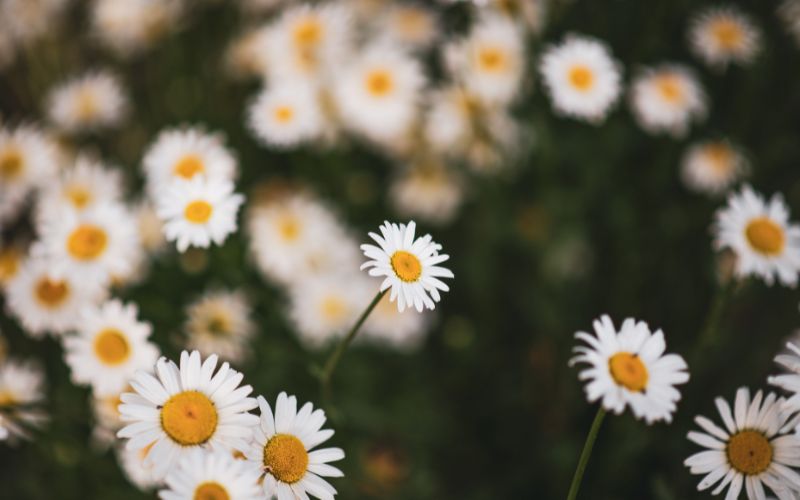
<box><xmin>0</xmin><ymin>335</ymin><xmax>47</xmax><ymax>443</ymax></box>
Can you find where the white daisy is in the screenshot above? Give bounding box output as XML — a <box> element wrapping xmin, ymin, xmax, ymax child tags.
<box><xmin>714</xmin><ymin>185</ymin><xmax>800</xmax><ymax>287</ymax></box>
<box><xmin>224</xmin><ymin>25</ymin><xmax>272</xmax><ymax>80</ymax></box>
<box><xmin>375</xmin><ymin>4</ymin><xmax>438</xmax><ymax>50</ymax></box>
<box><xmin>539</xmin><ymin>34</ymin><xmax>622</xmax><ymax>123</ymax></box>
<box><xmin>360</xmin><ymin>220</ymin><xmax>454</xmax><ymax>312</ymax></box>
<box><xmin>685</xmin><ymin>388</ymin><xmax>800</xmax><ymax>499</ymax></box>
<box><xmin>91</xmin><ymin>0</ymin><xmax>183</xmax><ymax>57</ymax></box>
<box><xmin>116</xmin><ymin>442</ymin><xmax>161</xmax><ymax>491</ymax></box>
<box><xmin>689</xmin><ymin>6</ymin><xmax>761</xmax><ymax>69</ymax></box>
<box><xmin>0</xmin><ymin>359</ymin><xmax>47</xmax><ymax>442</ymax></box>
<box><xmin>362</xmin><ymin>291</ymin><xmax>431</xmax><ymax>351</ymax></box>
<box><xmin>156</xmin><ymin>177</ymin><xmax>245</xmax><ymax>252</ymax></box>
<box><xmin>389</xmin><ymin>161</ymin><xmax>465</xmax><ymax>225</ymax></box>
<box><xmin>185</xmin><ymin>289</ymin><xmax>255</xmax><ymax>364</ymax></box>
<box><xmin>681</xmin><ymin>140</ymin><xmax>748</xmax><ymax>196</ymax></box>
<box><xmin>46</xmin><ymin>70</ymin><xmax>128</xmax><ymax>133</ymax></box>
<box><xmin>569</xmin><ymin>315</ymin><xmax>690</xmax><ymax>423</ymax></box>
<box><xmin>247</xmin><ymin>82</ymin><xmax>325</xmax><ymax>149</ymax></box>
<box><xmin>770</xmin><ymin>342</ymin><xmax>800</xmax><ymax>416</ymax></box>
<box><xmin>63</xmin><ymin>299</ymin><xmax>159</xmax><ymax>396</ymax></box>
<box><xmin>0</xmin><ymin>0</ymin><xmax>69</xmax><ymax>46</ymax></box>
<box><xmin>117</xmin><ymin>350</ymin><xmax>260</xmax><ymax>479</ymax></box>
<box><xmin>159</xmin><ymin>449</ymin><xmax>262</xmax><ymax>500</ymax></box>
<box><xmin>245</xmin><ymin>393</ymin><xmax>344</xmax><ymax>500</ymax></box>
<box><xmin>134</xmin><ymin>199</ymin><xmax>168</xmax><ymax>254</ymax></box>
<box><xmin>629</xmin><ymin>64</ymin><xmax>708</xmax><ymax>137</ymax></box>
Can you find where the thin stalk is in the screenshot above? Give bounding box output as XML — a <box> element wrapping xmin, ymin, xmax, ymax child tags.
<box><xmin>566</xmin><ymin>407</ymin><xmax>606</xmax><ymax>500</ymax></box>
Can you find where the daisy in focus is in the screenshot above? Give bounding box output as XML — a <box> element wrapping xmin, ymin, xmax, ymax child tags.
<box><xmin>570</xmin><ymin>315</ymin><xmax>689</xmax><ymax>423</ymax></box>
<box><xmin>688</xmin><ymin>6</ymin><xmax>761</xmax><ymax>69</ymax></box>
<box><xmin>156</xmin><ymin>177</ymin><xmax>245</xmax><ymax>252</ymax></box>
<box><xmin>159</xmin><ymin>449</ymin><xmax>262</xmax><ymax>500</ymax></box>
<box><xmin>46</xmin><ymin>70</ymin><xmax>128</xmax><ymax>133</ymax></box>
<box><xmin>245</xmin><ymin>392</ymin><xmax>344</xmax><ymax>500</ymax></box>
<box><xmin>629</xmin><ymin>64</ymin><xmax>707</xmax><ymax>137</ymax></box>
<box><xmin>361</xmin><ymin>220</ymin><xmax>454</xmax><ymax>313</ymax></box>
<box><xmin>117</xmin><ymin>350</ymin><xmax>259</xmax><ymax>478</ymax></box>
<box><xmin>184</xmin><ymin>289</ymin><xmax>255</xmax><ymax>364</ymax></box>
<box><xmin>539</xmin><ymin>35</ymin><xmax>622</xmax><ymax>123</ymax></box>
<box><xmin>684</xmin><ymin>388</ymin><xmax>800</xmax><ymax>499</ymax></box>
<box><xmin>681</xmin><ymin>140</ymin><xmax>748</xmax><ymax>196</ymax></box>
<box><xmin>714</xmin><ymin>185</ymin><xmax>800</xmax><ymax>287</ymax></box>
<box><xmin>0</xmin><ymin>359</ymin><xmax>47</xmax><ymax>442</ymax></box>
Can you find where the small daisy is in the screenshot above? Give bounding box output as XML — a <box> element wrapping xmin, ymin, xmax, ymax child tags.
<box><xmin>117</xmin><ymin>350</ymin><xmax>260</xmax><ymax>479</ymax></box>
<box><xmin>116</xmin><ymin>443</ymin><xmax>160</xmax><ymax>491</ymax></box>
<box><xmin>629</xmin><ymin>64</ymin><xmax>707</xmax><ymax>137</ymax></box>
<box><xmin>539</xmin><ymin>34</ymin><xmax>622</xmax><ymax>123</ymax></box>
<box><xmin>714</xmin><ymin>185</ymin><xmax>800</xmax><ymax>287</ymax></box>
<box><xmin>423</xmin><ymin>86</ymin><xmax>475</xmax><ymax>155</ymax></box>
<box><xmin>0</xmin><ymin>125</ymin><xmax>60</xmax><ymax>223</ymax></box>
<box><xmin>247</xmin><ymin>82</ymin><xmax>325</xmax><ymax>149</ymax></box>
<box><xmin>91</xmin><ymin>0</ymin><xmax>182</xmax><ymax>57</ymax></box>
<box><xmin>63</xmin><ymin>299</ymin><xmax>159</xmax><ymax>396</ymax></box>
<box><xmin>681</xmin><ymin>140</ymin><xmax>748</xmax><ymax>195</ymax></box>
<box><xmin>376</xmin><ymin>5</ymin><xmax>438</xmax><ymax>50</ymax></box>
<box><xmin>185</xmin><ymin>290</ymin><xmax>255</xmax><ymax>364</ymax></box>
<box><xmin>224</xmin><ymin>25</ymin><xmax>272</xmax><ymax>80</ymax></box>
<box><xmin>134</xmin><ymin>199</ymin><xmax>168</xmax><ymax>254</ymax></box>
<box><xmin>389</xmin><ymin>161</ymin><xmax>465</xmax><ymax>225</ymax></box>
<box><xmin>0</xmin><ymin>359</ymin><xmax>47</xmax><ymax>442</ymax></box>
<box><xmin>46</xmin><ymin>70</ymin><xmax>128</xmax><ymax>133</ymax></box>
<box><xmin>570</xmin><ymin>315</ymin><xmax>690</xmax><ymax>423</ymax></box>
<box><xmin>156</xmin><ymin>177</ymin><xmax>245</xmax><ymax>252</ymax></box>
<box><xmin>159</xmin><ymin>449</ymin><xmax>262</xmax><ymax>500</ymax></box>
<box><xmin>361</xmin><ymin>220</ymin><xmax>454</xmax><ymax>312</ymax></box>
<box><xmin>92</xmin><ymin>385</ymin><xmax>129</xmax><ymax>435</ymax></box>
<box><xmin>689</xmin><ymin>6</ymin><xmax>761</xmax><ymax>69</ymax></box>
<box><xmin>685</xmin><ymin>388</ymin><xmax>800</xmax><ymax>499</ymax></box>
<box><xmin>245</xmin><ymin>393</ymin><xmax>344</xmax><ymax>499</ymax></box>
<box><xmin>363</xmin><ymin>291</ymin><xmax>431</xmax><ymax>351</ymax></box>
<box><xmin>0</xmin><ymin>0</ymin><xmax>69</xmax><ymax>45</ymax></box>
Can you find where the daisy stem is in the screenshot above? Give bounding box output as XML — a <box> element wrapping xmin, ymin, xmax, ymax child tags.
<box><xmin>566</xmin><ymin>407</ymin><xmax>606</xmax><ymax>500</ymax></box>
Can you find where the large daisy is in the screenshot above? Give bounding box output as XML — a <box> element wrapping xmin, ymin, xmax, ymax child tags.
<box><xmin>159</xmin><ymin>450</ymin><xmax>262</xmax><ymax>500</ymax></box>
<box><xmin>570</xmin><ymin>315</ymin><xmax>690</xmax><ymax>423</ymax></box>
<box><xmin>117</xmin><ymin>350</ymin><xmax>259</xmax><ymax>479</ymax></box>
<box><xmin>245</xmin><ymin>393</ymin><xmax>344</xmax><ymax>500</ymax></box>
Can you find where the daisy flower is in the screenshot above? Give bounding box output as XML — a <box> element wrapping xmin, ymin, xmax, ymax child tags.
<box><xmin>91</xmin><ymin>0</ymin><xmax>182</xmax><ymax>57</ymax></box>
<box><xmin>681</xmin><ymin>140</ymin><xmax>748</xmax><ymax>196</ymax></box>
<box><xmin>389</xmin><ymin>161</ymin><xmax>465</xmax><ymax>225</ymax></box>
<box><xmin>247</xmin><ymin>82</ymin><xmax>325</xmax><ymax>149</ymax></box>
<box><xmin>0</xmin><ymin>244</ymin><xmax>24</xmax><ymax>288</ymax></box>
<box><xmin>0</xmin><ymin>359</ymin><xmax>48</xmax><ymax>442</ymax></box>
<box><xmin>63</xmin><ymin>299</ymin><xmax>159</xmax><ymax>396</ymax></box>
<box><xmin>134</xmin><ymin>199</ymin><xmax>168</xmax><ymax>254</ymax></box>
<box><xmin>539</xmin><ymin>35</ymin><xmax>622</xmax><ymax>123</ymax></box>
<box><xmin>569</xmin><ymin>315</ymin><xmax>690</xmax><ymax>423</ymax></box>
<box><xmin>0</xmin><ymin>0</ymin><xmax>69</xmax><ymax>45</ymax></box>
<box><xmin>159</xmin><ymin>449</ymin><xmax>262</xmax><ymax>500</ymax></box>
<box><xmin>770</xmin><ymin>342</ymin><xmax>800</xmax><ymax>417</ymax></box>
<box><xmin>376</xmin><ymin>5</ymin><xmax>438</xmax><ymax>50</ymax></box>
<box><xmin>363</xmin><ymin>291</ymin><xmax>431</xmax><ymax>351</ymax></box>
<box><xmin>245</xmin><ymin>393</ymin><xmax>344</xmax><ymax>500</ymax></box>
<box><xmin>224</xmin><ymin>25</ymin><xmax>272</xmax><ymax>80</ymax></box>
<box><xmin>156</xmin><ymin>177</ymin><xmax>245</xmax><ymax>252</ymax></box>
<box><xmin>361</xmin><ymin>220</ymin><xmax>454</xmax><ymax>313</ymax></box>
<box><xmin>185</xmin><ymin>290</ymin><xmax>255</xmax><ymax>364</ymax></box>
<box><xmin>116</xmin><ymin>443</ymin><xmax>160</xmax><ymax>491</ymax></box>
<box><xmin>117</xmin><ymin>350</ymin><xmax>260</xmax><ymax>479</ymax></box>
<box><xmin>689</xmin><ymin>6</ymin><xmax>761</xmax><ymax>69</ymax></box>
<box><xmin>629</xmin><ymin>64</ymin><xmax>707</xmax><ymax>137</ymax></box>
<box><xmin>714</xmin><ymin>185</ymin><xmax>800</xmax><ymax>287</ymax></box>
<box><xmin>685</xmin><ymin>388</ymin><xmax>800</xmax><ymax>499</ymax></box>
<box><xmin>46</xmin><ymin>70</ymin><xmax>128</xmax><ymax>133</ymax></box>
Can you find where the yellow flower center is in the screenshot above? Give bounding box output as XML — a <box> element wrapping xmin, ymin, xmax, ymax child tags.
<box><xmin>206</xmin><ymin>313</ymin><xmax>231</xmax><ymax>336</ymax></box>
<box><xmin>390</xmin><ymin>250</ymin><xmax>422</xmax><ymax>283</ymax></box>
<box><xmin>193</xmin><ymin>482</ymin><xmax>230</xmax><ymax>500</ymax></box>
<box><xmin>477</xmin><ymin>46</ymin><xmax>508</xmax><ymax>73</ymax></box>
<box><xmin>0</xmin><ymin>148</ymin><xmax>23</xmax><ymax>179</ymax></box>
<box><xmin>278</xmin><ymin>216</ymin><xmax>300</xmax><ymax>242</ymax></box>
<box><xmin>568</xmin><ymin>65</ymin><xmax>595</xmax><ymax>91</ymax></box>
<box><xmin>0</xmin><ymin>248</ymin><xmax>21</xmax><ymax>283</ymax></box>
<box><xmin>174</xmin><ymin>155</ymin><xmax>205</xmax><ymax>179</ymax></box>
<box><xmin>184</xmin><ymin>200</ymin><xmax>213</xmax><ymax>224</ymax></box>
<box><xmin>161</xmin><ymin>391</ymin><xmax>218</xmax><ymax>446</ymax></box>
<box><xmin>321</xmin><ymin>296</ymin><xmax>347</xmax><ymax>321</ymax></box>
<box><xmin>608</xmin><ymin>352</ymin><xmax>648</xmax><ymax>392</ymax></box>
<box><xmin>365</xmin><ymin>70</ymin><xmax>394</xmax><ymax>98</ymax></box>
<box><xmin>745</xmin><ymin>217</ymin><xmax>785</xmax><ymax>256</ymax></box>
<box><xmin>34</xmin><ymin>278</ymin><xmax>70</xmax><ymax>308</ymax></box>
<box><xmin>76</xmin><ymin>89</ymin><xmax>97</xmax><ymax>121</ymax></box>
<box><xmin>0</xmin><ymin>391</ymin><xmax>16</xmax><ymax>406</ymax></box>
<box><xmin>263</xmin><ymin>434</ymin><xmax>309</xmax><ymax>484</ymax></box>
<box><xmin>704</xmin><ymin>143</ymin><xmax>733</xmax><ymax>174</ymax></box>
<box><xmin>66</xmin><ymin>185</ymin><xmax>92</xmax><ymax>209</ymax></box>
<box><xmin>274</xmin><ymin>105</ymin><xmax>295</xmax><ymax>124</ymax></box>
<box><xmin>67</xmin><ymin>224</ymin><xmax>108</xmax><ymax>260</ymax></box>
<box><xmin>655</xmin><ymin>75</ymin><xmax>684</xmax><ymax>104</ymax></box>
<box><xmin>711</xmin><ymin>19</ymin><xmax>743</xmax><ymax>49</ymax></box>
<box><xmin>93</xmin><ymin>328</ymin><xmax>131</xmax><ymax>365</ymax></box>
<box><xmin>293</xmin><ymin>17</ymin><xmax>323</xmax><ymax>47</ymax></box>
<box><xmin>727</xmin><ymin>430</ymin><xmax>773</xmax><ymax>475</ymax></box>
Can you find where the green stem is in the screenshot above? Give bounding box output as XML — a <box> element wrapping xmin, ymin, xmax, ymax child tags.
<box><xmin>692</xmin><ymin>281</ymin><xmax>736</xmax><ymax>361</ymax></box>
<box><xmin>566</xmin><ymin>407</ymin><xmax>606</xmax><ymax>500</ymax></box>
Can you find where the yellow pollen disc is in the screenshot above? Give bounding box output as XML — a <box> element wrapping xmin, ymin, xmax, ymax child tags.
<box><xmin>193</xmin><ymin>482</ymin><xmax>230</xmax><ymax>500</ymax></box>
<box><xmin>67</xmin><ymin>224</ymin><xmax>108</xmax><ymax>260</ymax></box>
<box><xmin>161</xmin><ymin>391</ymin><xmax>218</xmax><ymax>446</ymax></box>
<box><xmin>34</xmin><ymin>278</ymin><xmax>70</xmax><ymax>308</ymax></box>
<box><xmin>76</xmin><ymin>90</ymin><xmax>97</xmax><ymax>120</ymax></box>
<box><xmin>568</xmin><ymin>65</ymin><xmax>595</xmax><ymax>91</ymax></box>
<box><xmin>184</xmin><ymin>200</ymin><xmax>213</xmax><ymax>224</ymax></box>
<box><xmin>293</xmin><ymin>17</ymin><xmax>323</xmax><ymax>46</ymax></box>
<box><xmin>0</xmin><ymin>248</ymin><xmax>21</xmax><ymax>283</ymax></box>
<box><xmin>93</xmin><ymin>328</ymin><xmax>131</xmax><ymax>365</ymax></box>
<box><xmin>655</xmin><ymin>75</ymin><xmax>684</xmax><ymax>104</ymax></box>
<box><xmin>727</xmin><ymin>430</ymin><xmax>773</xmax><ymax>475</ymax></box>
<box><xmin>396</xmin><ymin>9</ymin><xmax>425</xmax><ymax>35</ymax></box>
<box><xmin>263</xmin><ymin>434</ymin><xmax>309</xmax><ymax>484</ymax></box>
<box><xmin>477</xmin><ymin>47</ymin><xmax>507</xmax><ymax>73</ymax></box>
<box><xmin>66</xmin><ymin>186</ymin><xmax>92</xmax><ymax>209</ymax></box>
<box><xmin>365</xmin><ymin>70</ymin><xmax>394</xmax><ymax>98</ymax></box>
<box><xmin>745</xmin><ymin>217</ymin><xmax>785</xmax><ymax>256</ymax></box>
<box><xmin>274</xmin><ymin>105</ymin><xmax>295</xmax><ymax>124</ymax></box>
<box><xmin>712</xmin><ymin>19</ymin><xmax>743</xmax><ymax>49</ymax></box>
<box><xmin>704</xmin><ymin>144</ymin><xmax>733</xmax><ymax>174</ymax></box>
<box><xmin>0</xmin><ymin>148</ymin><xmax>23</xmax><ymax>179</ymax></box>
<box><xmin>278</xmin><ymin>216</ymin><xmax>300</xmax><ymax>242</ymax></box>
<box><xmin>608</xmin><ymin>352</ymin><xmax>649</xmax><ymax>392</ymax></box>
<box><xmin>0</xmin><ymin>391</ymin><xmax>16</xmax><ymax>406</ymax></box>
<box><xmin>390</xmin><ymin>250</ymin><xmax>422</xmax><ymax>283</ymax></box>
<box><xmin>321</xmin><ymin>296</ymin><xmax>347</xmax><ymax>321</ymax></box>
<box><xmin>206</xmin><ymin>313</ymin><xmax>231</xmax><ymax>336</ymax></box>
<box><xmin>174</xmin><ymin>155</ymin><xmax>205</xmax><ymax>179</ymax></box>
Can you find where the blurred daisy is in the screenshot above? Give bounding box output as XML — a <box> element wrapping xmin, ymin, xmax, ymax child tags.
<box><xmin>361</xmin><ymin>221</ymin><xmax>454</xmax><ymax>312</ymax></box>
<box><xmin>376</xmin><ymin>5</ymin><xmax>438</xmax><ymax>50</ymax></box>
<box><xmin>689</xmin><ymin>7</ymin><xmax>761</xmax><ymax>69</ymax></box>
<box><xmin>142</xmin><ymin>126</ymin><xmax>238</xmax><ymax>196</ymax></box>
<box><xmin>224</xmin><ymin>25</ymin><xmax>272</xmax><ymax>80</ymax></box>
<box><xmin>363</xmin><ymin>292</ymin><xmax>431</xmax><ymax>351</ymax></box>
<box><xmin>681</xmin><ymin>140</ymin><xmax>748</xmax><ymax>195</ymax></box>
<box><xmin>685</xmin><ymin>388</ymin><xmax>800</xmax><ymax>499</ymax></box>
<box><xmin>134</xmin><ymin>200</ymin><xmax>167</xmax><ymax>254</ymax></box>
<box><xmin>570</xmin><ymin>315</ymin><xmax>690</xmax><ymax>423</ymax></box>
<box><xmin>91</xmin><ymin>0</ymin><xmax>182</xmax><ymax>57</ymax></box>
<box><xmin>185</xmin><ymin>290</ymin><xmax>255</xmax><ymax>364</ymax></box>
<box><xmin>92</xmin><ymin>386</ymin><xmax>128</xmax><ymax>435</ymax></box>
<box><xmin>63</xmin><ymin>299</ymin><xmax>159</xmax><ymax>396</ymax></box>
<box><xmin>116</xmin><ymin>443</ymin><xmax>160</xmax><ymax>491</ymax></box>
<box><xmin>539</xmin><ymin>35</ymin><xmax>622</xmax><ymax>123</ymax></box>
<box><xmin>389</xmin><ymin>161</ymin><xmax>465</xmax><ymax>225</ymax></box>
<box><xmin>156</xmin><ymin>177</ymin><xmax>245</xmax><ymax>252</ymax></box>
<box><xmin>245</xmin><ymin>393</ymin><xmax>344</xmax><ymax>499</ymax></box>
<box><xmin>117</xmin><ymin>350</ymin><xmax>259</xmax><ymax>479</ymax></box>
<box><xmin>629</xmin><ymin>64</ymin><xmax>707</xmax><ymax>137</ymax></box>
<box><xmin>780</xmin><ymin>0</ymin><xmax>800</xmax><ymax>47</ymax></box>
<box><xmin>488</xmin><ymin>0</ymin><xmax>547</xmax><ymax>34</ymax></box>
<box><xmin>0</xmin><ymin>244</ymin><xmax>23</xmax><ymax>288</ymax></box>
<box><xmin>0</xmin><ymin>0</ymin><xmax>69</xmax><ymax>45</ymax></box>
<box><xmin>46</xmin><ymin>70</ymin><xmax>128</xmax><ymax>133</ymax></box>
<box><xmin>159</xmin><ymin>449</ymin><xmax>262</xmax><ymax>500</ymax></box>
<box><xmin>247</xmin><ymin>82</ymin><xmax>324</xmax><ymax>149</ymax></box>
<box><xmin>714</xmin><ymin>185</ymin><xmax>800</xmax><ymax>287</ymax></box>
<box><xmin>0</xmin><ymin>359</ymin><xmax>47</xmax><ymax>442</ymax></box>
<box><xmin>0</xmin><ymin>125</ymin><xmax>60</xmax><ymax>223</ymax></box>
